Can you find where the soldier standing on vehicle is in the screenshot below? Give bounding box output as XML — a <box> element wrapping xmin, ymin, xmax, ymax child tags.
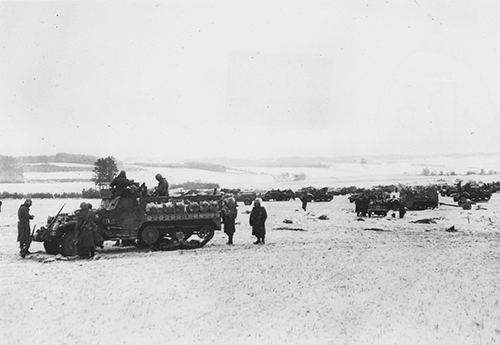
<box><xmin>221</xmin><ymin>196</ymin><xmax>237</xmax><ymax>245</ymax></box>
<box><xmin>250</xmin><ymin>198</ymin><xmax>267</xmax><ymax>244</ymax></box>
<box><xmin>110</xmin><ymin>170</ymin><xmax>131</xmax><ymax>197</ymax></box>
<box><xmin>76</xmin><ymin>202</ymin><xmax>96</xmax><ymax>259</ymax></box>
<box><xmin>17</xmin><ymin>199</ymin><xmax>34</xmax><ymax>256</ymax></box>
<box><xmin>154</xmin><ymin>173</ymin><xmax>169</xmax><ymax>197</ymax></box>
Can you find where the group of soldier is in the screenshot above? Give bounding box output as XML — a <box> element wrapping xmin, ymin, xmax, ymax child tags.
<box><xmin>221</xmin><ymin>197</ymin><xmax>268</xmax><ymax>245</ymax></box>
<box><xmin>110</xmin><ymin>170</ymin><xmax>269</xmax><ymax>246</ymax></box>
<box><xmin>109</xmin><ymin>170</ymin><xmax>169</xmax><ymax>198</ymax></box>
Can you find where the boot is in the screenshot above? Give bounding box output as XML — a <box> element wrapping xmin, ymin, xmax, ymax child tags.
<box><xmin>261</xmin><ymin>237</ymin><xmax>265</xmax><ymax>244</ymax></box>
<box><xmin>253</xmin><ymin>237</ymin><xmax>261</xmax><ymax>245</ymax></box>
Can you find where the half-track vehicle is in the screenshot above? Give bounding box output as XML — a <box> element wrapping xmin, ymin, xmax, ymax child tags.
<box><xmin>367</xmin><ymin>199</ymin><xmax>389</xmax><ymax>217</ymax></box>
<box><xmin>296</xmin><ymin>187</ymin><xmax>334</xmax><ymax>202</ymax></box>
<box><xmin>399</xmin><ymin>186</ymin><xmax>438</xmax><ymax>210</ymax></box>
<box><xmin>261</xmin><ymin>189</ymin><xmax>295</xmax><ymax>202</ymax></box>
<box><xmin>33</xmin><ymin>189</ymin><xmax>222</xmax><ymax>256</ymax></box>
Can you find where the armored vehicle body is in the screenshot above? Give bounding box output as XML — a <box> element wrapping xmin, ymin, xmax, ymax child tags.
<box><xmin>400</xmin><ymin>186</ymin><xmax>439</xmax><ymax>210</ymax></box>
<box><xmin>261</xmin><ymin>189</ymin><xmax>295</xmax><ymax>202</ymax></box>
<box><xmin>33</xmin><ymin>190</ymin><xmax>222</xmax><ymax>256</ymax></box>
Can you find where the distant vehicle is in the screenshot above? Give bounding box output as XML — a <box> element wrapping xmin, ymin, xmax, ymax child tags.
<box><xmin>33</xmin><ymin>189</ymin><xmax>222</xmax><ymax>256</ymax></box>
<box><xmin>452</xmin><ymin>182</ymin><xmax>492</xmax><ymax>203</ymax></box>
<box><xmin>399</xmin><ymin>186</ymin><xmax>439</xmax><ymax>210</ymax></box>
<box><xmin>235</xmin><ymin>191</ymin><xmax>257</xmax><ymax>205</ymax></box>
<box><xmin>296</xmin><ymin>187</ymin><xmax>334</xmax><ymax>202</ymax></box>
<box><xmin>261</xmin><ymin>189</ymin><xmax>295</xmax><ymax>202</ymax></box>
<box><xmin>367</xmin><ymin>199</ymin><xmax>389</xmax><ymax>217</ymax></box>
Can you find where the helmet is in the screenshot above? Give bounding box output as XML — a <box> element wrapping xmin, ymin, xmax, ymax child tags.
<box><xmin>80</xmin><ymin>202</ymin><xmax>87</xmax><ymax>209</ymax></box>
<box><xmin>155</xmin><ymin>173</ymin><xmax>163</xmax><ymax>180</ymax></box>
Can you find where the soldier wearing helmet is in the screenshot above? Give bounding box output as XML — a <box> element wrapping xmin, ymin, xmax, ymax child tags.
<box><xmin>154</xmin><ymin>173</ymin><xmax>169</xmax><ymax>197</ymax></box>
<box><xmin>17</xmin><ymin>199</ymin><xmax>34</xmax><ymax>256</ymax></box>
<box><xmin>110</xmin><ymin>170</ymin><xmax>132</xmax><ymax>197</ymax></box>
<box><xmin>221</xmin><ymin>196</ymin><xmax>238</xmax><ymax>245</ymax></box>
<box><xmin>76</xmin><ymin>202</ymin><xmax>96</xmax><ymax>258</ymax></box>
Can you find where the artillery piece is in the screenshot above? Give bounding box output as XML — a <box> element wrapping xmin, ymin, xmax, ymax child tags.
<box><xmin>33</xmin><ymin>189</ymin><xmax>222</xmax><ymax>256</ymax></box>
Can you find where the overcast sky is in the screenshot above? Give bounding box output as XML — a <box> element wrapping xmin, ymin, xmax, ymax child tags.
<box><xmin>1</xmin><ymin>0</ymin><xmax>499</xmax><ymax>161</ymax></box>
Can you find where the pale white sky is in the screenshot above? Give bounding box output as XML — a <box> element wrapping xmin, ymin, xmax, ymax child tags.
<box><xmin>1</xmin><ymin>0</ymin><xmax>499</xmax><ymax>161</ymax></box>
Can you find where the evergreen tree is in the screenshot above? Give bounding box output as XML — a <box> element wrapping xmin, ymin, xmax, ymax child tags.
<box><xmin>92</xmin><ymin>156</ymin><xmax>118</xmax><ymax>186</ymax></box>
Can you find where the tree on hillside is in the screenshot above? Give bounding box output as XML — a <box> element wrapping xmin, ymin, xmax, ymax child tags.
<box><xmin>92</xmin><ymin>156</ymin><xmax>118</xmax><ymax>186</ymax></box>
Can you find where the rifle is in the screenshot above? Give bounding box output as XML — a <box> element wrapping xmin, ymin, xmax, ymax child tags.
<box><xmin>47</xmin><ymin>203</ymin><xmax>66</xmax><ymax>229</ymax></box>
<box><xmin>21</xmin><ymin>225</ymin><xmax>36</xmax><ymax>258</ymax></box>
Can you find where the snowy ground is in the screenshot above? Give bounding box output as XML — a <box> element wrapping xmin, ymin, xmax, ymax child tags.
<box><xmin>0</xmin><ymin>196</ymin><xmax>499</xmax><ymax>345</ymax></box>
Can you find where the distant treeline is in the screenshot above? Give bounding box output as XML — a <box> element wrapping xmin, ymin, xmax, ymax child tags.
<box><xmin>0</xmin><ymin>182</ymin><xmax>220</xmax><ymax>199</ymax></box>
<box><xmin>171</xmin><ymin>181</ymin><xmax>220</xmax><ymax>190</ymax></box>
<box><xmin>133</xmin><ymin>161</ymin><xmax>227</xmax><ymax>172</ymax></box>
<box><xmin>420</xmin><ymin>168</ymin><xmax>498</xmax><ymax>176</ymax></box>
<box><xmin>0</xmin><ymin>188</ymin><xmax>102</xmax><ymax>199</ymax></box>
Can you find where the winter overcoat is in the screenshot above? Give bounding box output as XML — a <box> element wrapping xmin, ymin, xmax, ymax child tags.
<box><xmin>249</xmin><ymin>206</ymin><xmax>267</xmax><ymax>237</ymax></box>
<box><xmin>17</xmin><ymin>204</ymin><xmax>33</xmax><ymax>243</ymax></box>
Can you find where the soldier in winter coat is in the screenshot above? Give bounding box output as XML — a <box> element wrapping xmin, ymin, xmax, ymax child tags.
<box><xmin>249</xmin><ymin>198</ymin><xmax>267</xmax><ymax>244</ymax></box>
<box><xmin>76</xmin><ymin>202</ymin><xmax>96</xmax><ymax>259</ymax></box>
<box><xmin>221</xmin><ymin>196</ymin><xmax>237</xmax><ymax>245</ymax></box>
<box><xmin>17</xmin><ymin>199</ymin><xmax>34</xmax><ymax>255</ymax></box>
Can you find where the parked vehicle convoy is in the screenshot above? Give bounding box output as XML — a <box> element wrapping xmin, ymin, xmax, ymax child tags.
<box><xmin>33</xmin><ymin>189</ymin><xmax>222</xmax><ymax>256</ymax></box>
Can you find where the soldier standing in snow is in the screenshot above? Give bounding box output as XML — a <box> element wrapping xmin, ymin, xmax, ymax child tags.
<box><xmin>76</xmin><ymin>202</ymin><xmax>96</xmax><ymax>259</ymax></box>
<box><xmin>299</xmin><ymin>193</ymin><xmax>311</xmax><ymax>211</ymax></box>
<box><xmin>17</xmin><ymin>199</ymin><xmax>34</xmax><ymax>256</ymax></box>
<box><xmin>250</xmin><ymin>198</ymin><xmax>267</xmax><ymax>244</ymax></box>
<box><xmin>221</xmin><ymin>196</ymin><xmax>237</xmax><ymax>245</ymax></box>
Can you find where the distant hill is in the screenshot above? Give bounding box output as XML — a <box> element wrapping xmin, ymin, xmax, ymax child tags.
<box><xmin>22</xmin><ymin>164</ymin><xmax>92</xmax><ymax>173</ymax></box>
<box><xmin>0</xmin><ymin>156</ymin><xmax>24</xmax><ymax>182</ymax></box>
<box><xmin>18</xmin><ymin>153</ymin><xmax>98</xmax><ymax>165</ymax></box>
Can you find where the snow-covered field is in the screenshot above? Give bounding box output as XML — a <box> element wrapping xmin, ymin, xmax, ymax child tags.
<box><xmin>1</xmin><ymin>195</ymin><xmax>499</xmax><ymax>345</ymax></box>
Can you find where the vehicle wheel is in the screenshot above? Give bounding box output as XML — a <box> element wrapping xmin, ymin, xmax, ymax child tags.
<box><xmin>61</xmin><ymin>232</ymin><xmax>78</xmax><ymax>256</ymax></box>
<box><xmin>197</xmin><ymin>226</ymin><xmax>215</xmax><ymax>247</ymax></box>
<box><xmin>43</xmin><ymin>240</ymin><xmax>60</xmax><ymax>255</ymax></box>
<box><xmin>121</xmin><ymin>239</ymin><xmax>136</xmax><ymax>247</ymax></box>
<box><xmin>141</xmin><ymin>226</ymin><xmax>160</xmax><ymax>245</ymax></box>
